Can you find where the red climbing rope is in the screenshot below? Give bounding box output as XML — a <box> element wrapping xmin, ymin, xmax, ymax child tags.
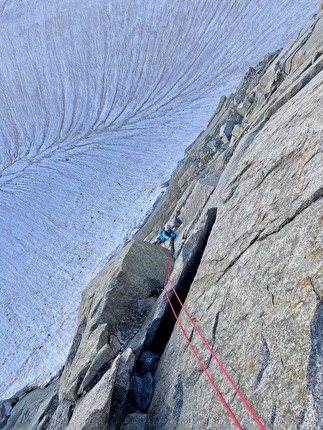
<box><xmin>163</xmin><ymin>280</ymin><xmax>243</xmax><ymax>429</ymax></box>
<box><xmin>163</xmin><ymin>245</ymin><xmax>266</xmax><ymax>430</ymax></box>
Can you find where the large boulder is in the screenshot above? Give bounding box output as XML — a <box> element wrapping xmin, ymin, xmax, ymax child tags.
<box><xmin>65</xmin><ymin>353</ymin><xmax>121</xmax><ymax>430</ymax></box>
<box><xmin>106</xmin><ymin>348</ymin><xmax>136</xmax><ymax>430</ymax></box>
<box><xmin>3</xmin><ymin>381</ymin><xmax>58</xmax><ymax>430</ymax></box>
<box><xmin>59</xmin><ymin>240</ymin><xmax>170</xmax><ymax>401</ymax></box>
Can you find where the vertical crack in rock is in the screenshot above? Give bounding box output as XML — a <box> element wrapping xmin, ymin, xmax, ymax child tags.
<box><xmin>271</xmin><ymin>403</ymin><xmax>277</xmax><ymax>428</ymax></box>
<box><xmin>297</xmin><ymin>404</ymin><xmax>306</xmax><ymax>430</ymax></box>
<box><xmin>254</xmin><ymin>335</ymin><xmax>270</xmax><ymax>390</ymax></box>
<box><xmin>306</xmin><ymin>301</ymin><xmax>323</xmax><ymax>427</ymax></box>
<box><xmin>309</xmin><ymin>277</ymin><xmax>320</xmax><ymax>301</ymax></box>
<box><xmin>172</xmin><ymin>375</ymin><xmax>183</xmax><ymax>430</ymax></box>
<box><xmin>212</xmin><ymin>312</ymin><xmax>220</xmax><ymax>345</ymax></box>
<box><xmin>188</xmin><ymin>328</ymin><xmax>195</xmax><ymax>343</ymax></box>
<box><xmin>149</xmin><ymin>208</ymin><xmax>217</xmax><ymax>355</ymax></box>
<box><xmin>266</xmin><ymin>285</ymin><xmax>275</xmax><ymax>306</ymax></box>
<box><xmin>186</xmin><ymin>297</ymin><xmax>217</xmax><ymax>387</ymax></box>
<box><xmin>122</xmin><ymin>209</ymin><xmax>217</xmax><ymax>427</ymax></box>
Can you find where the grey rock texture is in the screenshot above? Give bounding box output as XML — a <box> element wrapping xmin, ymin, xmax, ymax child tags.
<box><xmin>3</xmin><ymin>6</ymin><xmax>323</xmax><ymax>430</ymax></box>
<box><xmin>59</xmin><ymin>240</ymin><xmax>169</xmax><ymax>401</ymax></box>
<box><xmin>47</xmin><ymin>399</ymin><xmax>73</xmax><ymax>430</ymax></box>
<box><xmin>65</xmin><ymin>354</ymin><xmax>119</xmax><ymax>430</ymax></box>
<box><xmin>3</xmin><ymin>381</ymin><xmax>58</xmax><ymax>430</ymax></box>
<box><xmin>145</xmin><ymin>7</ymin><xmax>323</xmax><ymax>430</ymax></box>
<box><xmin>130</xmin><ymin>372</ymin><xmax>154</xmax><ymax>411</ymax></box>
<box><xmin>45</xmin><ymin>241</ymin><xmax>171</xmax><ymax>430</ymax></box>
<box><xmin>106</xmin><ymin>349</ymin><xmax>135</xmax><ymax>430</ymax></box>
<box><xmin>120</xmin><ymin>413</ymin><xmax>146</xmax><ymax>430</ymax></box>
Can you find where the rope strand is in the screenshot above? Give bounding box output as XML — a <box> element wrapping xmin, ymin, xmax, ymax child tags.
<box><xmin>163</xmin><ymin>245</ymin><xmax>266</xmax><ymax>429</ymax></box>
<box><xmin>163</xmin><ymin>268</ymin><xmax>243</xmax><ymax>428</ymax></box>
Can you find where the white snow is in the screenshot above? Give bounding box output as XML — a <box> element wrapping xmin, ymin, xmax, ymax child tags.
<box><xmin>0</xmin><ymin>0</ymin><xmax>319</xmax><ymax>400</ymax></box>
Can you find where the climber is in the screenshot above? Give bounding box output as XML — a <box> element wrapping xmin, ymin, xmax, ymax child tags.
<box><xmin>155</xmin><ymin>224</ymin><xmax>177</xmax><ymax>248</ymax></box>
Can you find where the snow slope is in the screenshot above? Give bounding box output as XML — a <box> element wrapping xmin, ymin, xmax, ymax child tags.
<box><xmin>0</xmin><ymin>0</ymin><xmax>319</xmax><ymax>400</ymax></box>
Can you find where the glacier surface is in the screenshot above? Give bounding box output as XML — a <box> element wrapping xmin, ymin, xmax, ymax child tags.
<box><xmin>0</xmin><ymin>0</ymin><xmax>319</xmax><ymax>400</ymax></box>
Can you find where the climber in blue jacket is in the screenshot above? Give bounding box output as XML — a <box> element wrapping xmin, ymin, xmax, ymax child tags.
<box><xmin>156</xmin><ymin>224</ymin><xmax>177</xmax><ymax>244</ymax></box>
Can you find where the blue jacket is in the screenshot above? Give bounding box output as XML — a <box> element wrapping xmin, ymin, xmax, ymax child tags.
<box><xmin>160</xmin><ymin>228</ymin><xmax>177</xmax><ymax>242</ymax></box>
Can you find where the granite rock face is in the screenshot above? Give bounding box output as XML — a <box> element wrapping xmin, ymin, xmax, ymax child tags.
<box><xmin>145</xmin><ymin>8</ymin><xmax>323</xmax><ymax>430</ymax></box>
<box><xmin>59</xmin><ymin>240</ymin><xmax>169</xmax><ymax>401</ymax></box>
<box><xmin>47</xmin><ymin>241</ymin><xmax>172</xmax><ymax>430</ymax></box>
<box><xmin>3</xmin><ymin>6</ymin><xmax>323</xmax><ymax>430</ymax></box>
<box><xmin>2</xmin><ymin>382</ymin><xmax>58</xmax><ymax>430</ymax></box>
<box><xmin>65</xmin><ymin>354</ymin><xmax>120</xmax><ymax>430</ymax></box>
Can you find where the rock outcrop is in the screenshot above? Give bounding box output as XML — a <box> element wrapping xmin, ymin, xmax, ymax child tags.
<box><xmin>54</xmin><ymin>241</ymin><xmax>173</xmax><ymax>430</ymax></box>
<box><xmin>145</xmin><ymin>8</ymin><xmax>323</xmax><ymax>430</ymax></box>
<box><xmin>2</xmin><ymin>382</ymin><xmax>58</xmax><ymax>430</ymax></box>
<box><xmin>2</xmin><ymin>5</ymin><xmax>323</xmax><ymax>430</ymax></box>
